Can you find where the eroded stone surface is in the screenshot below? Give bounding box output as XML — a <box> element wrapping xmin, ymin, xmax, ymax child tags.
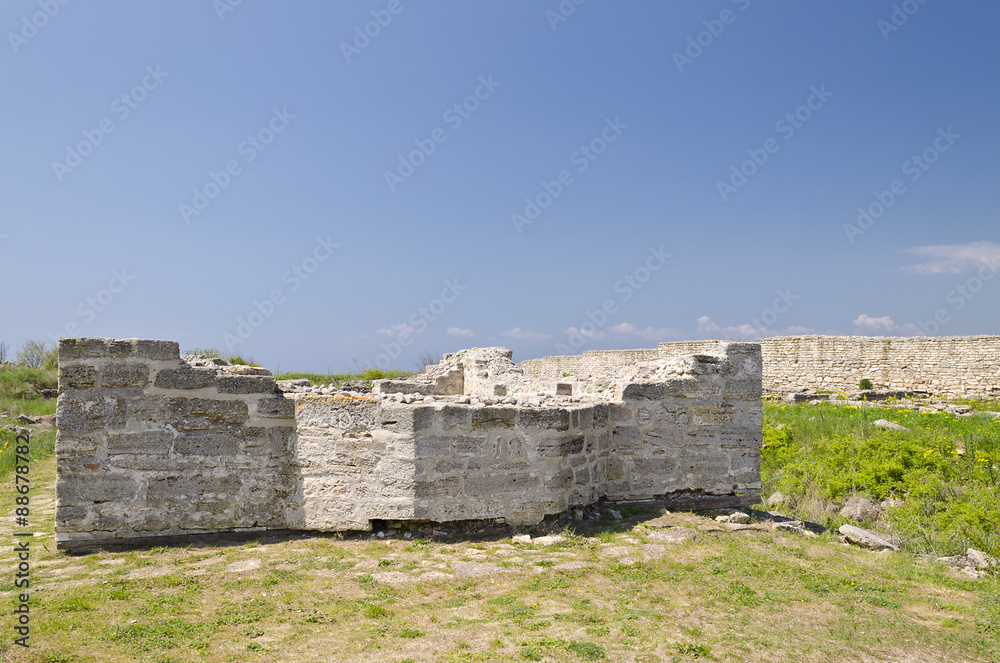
<box><xmin>56</xmin><ymin>339</ymin><xmax>762</xmax><ymax>550</ymax></box>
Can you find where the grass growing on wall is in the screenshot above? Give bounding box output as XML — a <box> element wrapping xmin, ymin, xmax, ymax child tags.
<box><xmin>273</xmin><ymin>368</ymin><xmax>418</xmax><ymax>385</ymax></box>
<box><xmin>762</xmin><ymin>401</ymin><xmax>1000</xmax><ymax>558</ymax></box>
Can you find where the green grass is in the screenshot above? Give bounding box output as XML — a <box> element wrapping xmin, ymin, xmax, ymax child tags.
<box><xmin>0</xmin><ymin>364</ymin><xmax>58</xmax><ymax>474</ymax></box>
<box><xmin>0</xmin><ymin>364</ymin><xmax>58</xmax><ymax>418</ymax></box>
<box><xmin>762</xmin><ymin>401</ymin><xmax>1000</xmax><ymax>557</ymax></box>
<box><xmin>274</xmin><ymin>368</ymin><xmax>418</xmax><ymax>385</ymax></box>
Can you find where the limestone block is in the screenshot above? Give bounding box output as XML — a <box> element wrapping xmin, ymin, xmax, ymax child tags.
<box><xmin>218</xmin><ymin>375</ymin><xmax>276</xmax><ymax>394</ymax></box>
<box><xmin>471</xmin><ymin>407</ymin><xmax>516</xmax><ymax>430</ymax></box>
<box><xmin>57</xmin><ymin>395</ymin><xmax>127</xmax><ymax>432</ymax></box>
<box><xmin>58</xmin><ymin>337</ymin><xmax>112</xmax><ymax>360</ymax></box>
<box><xmin>536</xmin><ymin>435</ymin><xmax>585</xmax><ymax>458</ymax></box>
<box><xmin>99</xmin><ymin>361</ymin><xmax>150</xmax><ymax>389</ymax></box>
<box><xmin>256</xmin><ymin>396</ymin><xmax>295</xmax><ymax>419</ymax></box>
<box><xmin>173</xmin><ymin>429</ymin><xmax>242</xmax><ymax>456</ymax></box>
<box><xmin>59</xmin><ymin>473</ymin><xmax>139</xmax><ymax>503</ymax></box>
<box><xmin>154</xmin><ymin>367</ymin><xmax>218</xmax><ymax>389</ymax></box>
<box><xmin>465</xmin><ymin>473</ymin><xmax>541</xmax><ymax>496</ymax></box>
<box><xmin>107</xmin><ymin>430</ymin><xmax>174</xmax><ymax>455</ymax></box>
<box><xmin>437</xmin><ymin>404</ymin><xmax>472</xmax><ymax>430</ymax></box>
<box><xmin>146</xmin><ymin>475</ymin><xmax>241</xmax><ymax>504</ymax></box>
<box><xmin>59</xmin><ymin>364</ymin><xmax>97</xmax><ymax>390</ymax></box>
<box><xmin>518</xmin><ymin>408</ymin><xmax>570</xmax><ymax>431</ymax></box>
<box><xmin>134</xmin><ymin>339</ymin><xmax>181</xmax><ymax>360</ymax></box>
<box><xmin>414</xmin><ymin>476</ymin><xmax>461</xmax><ymax>498</ymax></box>
<box><xmin>169</xmin><ymin>397</ymin><xmax>249</xmax><ymax>428</ymax></box>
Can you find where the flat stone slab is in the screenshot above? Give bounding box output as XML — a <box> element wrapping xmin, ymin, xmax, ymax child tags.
<box><xmin>226</xmin><ymin>559</ymin><xmax>261</xmax><ymax>573</ymax></box>
<box><xmin>452</xmin><ymin>561</ymin><xmax>507</xmax><ymax>577</ymax></box>
<box><xmin>839</xmin><ymin>524</ymin><xmax>899</xmax><ymax>551</ymax></box>
<box><xmin>645</xmin><ymin>527</ymin><xmax>698</xmax><ymax>544</ymax></box>
<box><xmin>639</xmin><ymin>544</ymin><xmax>668</xmax><ymax>560</ymax></box>
<box><xmin>373</xmin><ymin>570</ymin><xmax>452</xmax><ymax>584</ymax></box>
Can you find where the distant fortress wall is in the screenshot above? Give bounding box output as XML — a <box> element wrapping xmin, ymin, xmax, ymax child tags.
<box><xmin>518</xmin><ymin>335</ymin><xmax>1000</xmax><ymax>398</ymax></box>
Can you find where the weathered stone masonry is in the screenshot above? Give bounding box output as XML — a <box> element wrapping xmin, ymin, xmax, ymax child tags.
<box><xmin>55</xmin><ymin>338</ymin><xmax>762</xmax><ymax>550</ymax></box>
<box><xmin>519</xmin><ymin>335</ymin><xmax>1000</xmax><ymax>398</ymax></box>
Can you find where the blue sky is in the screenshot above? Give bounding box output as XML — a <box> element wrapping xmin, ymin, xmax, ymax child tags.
<box><xmin>2</xmin><ymin>1</ymin><xmax>998</xmax><ymax>373</ymax></box>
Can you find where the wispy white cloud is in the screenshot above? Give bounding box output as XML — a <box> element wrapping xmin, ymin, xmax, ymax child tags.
<box><xmin>608</xmin><ymin>322</ymin><xmax>684</xmax><ymax>342</ymax></box>
<box><xmin>853</xmin><ymin>314</ymin><xmax>896</xmax><ymax>332</ymax></box>
<box><xmin>565</xmin><ymin>326</ymin><xmax>607</xmax><ymax>341</ymax></box>
<box><xmin>785</xmin><ymin>325</ymin><xmax>815</xmax><ymax>334</ymax></box>
<box><xmin>903</xmin><ymin>241</ymin><xmax>1000</xmax><ymax>274</ymax></box>
<box><xmin>502</xmin><ymin>327</ymin><xmax>551</xmax><ymax>341</ymax></box>
<box><xmin>852</xmin><ymin>314</ymin><xmax>921</xmax><ymax>335</ymax></box>
<box><xmin>446</xmin><ymin>327</ymin><xmax>475</xmax><ymax>338</ymax></box>
<box><xmin>696</xmin><ymin>315</ymin><xmax>719</xmax><ymax>333</ymax></box>
<box><xmin>375</xmin><ymin>323</ymin><xmax>414</xmax><ymax>337</ymax></box>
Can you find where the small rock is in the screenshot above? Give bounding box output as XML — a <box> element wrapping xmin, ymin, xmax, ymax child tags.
<box><xmin>872</xmin><ymin>419</ymin><xmax>910</xmax><ymax>432</ymax></box>
<box><xmin>774</xmin><ymin>522</ymin><xmax>816</xmax><ymax>537</ymax></box>
<box><xmin>880</xmin><ymin>497</ymin><xmax>904</xmax><ymax>510</ymax></box>
<box><xmin>533</xmin><ymin>535</ymin><xmax>565</xmax><ymax>546</ymax></box>
<box><xmin>729</xmin><ymin>511</ymin><xmax>751</xmax><ymax>524</ymax></box>
<box><xmin>17</xmin><ymin>414</ymin><xmax>36</xmax><ymax>425</ymax></box>
<box><xmin>967</xmin><ymin>548</ymin><xmax>999</xmax><ymax>570</ymax></box>
<box><xmin>839</xmin><ymin>524</ymin><xmax>899</xmax><ymax>551</ymax></box>
<box><xmin>573</xmin><ymin>508</ymin><xmax>584</xmax><ymax>521</ymax></box>
<box><xmin>608</xmin><ymin>509</ymin><xmax>622</xmax><ymax>520</ymax></box>
<box><xmin>511</xmin><ymin>534</ymin><xmax>532</xmax><ymax>544</ymax></box>
<box><xmin>431</xmin><ymin>529</ymin><xmax>448</xmax><ymax>537</ymax></box>
<box><xmin>765</xmin><ymin>492</ymin><xmax>787</xmax><ymax>509</ymax></box>
<box><xmin>839</xmin><ymin>495</ymin><xmax>880</xmax><ymax>522</ymax></box>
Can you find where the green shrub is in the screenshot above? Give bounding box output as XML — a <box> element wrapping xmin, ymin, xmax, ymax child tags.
<box><xmin>16</xmin><ymin>340</ymin><xmax>57</xmax><ymax>370</ymax></box>
<box><xmin>184</xmin><ymin>347</ymin><xmax>222</xmax><ymax>359</ymax></box>
<box><xmin>859</xmin><ymin>378</ymin><xmax>874</xmax><ymax>390</ymax></box>
<box><xmin>762</xmin><ymin>402</ymin><xmax>1000</xmax><ymax>557</ymax></box>
<box><xmin>225</xmin><ymin>355</ymin><xmax>259</xmax><ymax>367</ymax></box>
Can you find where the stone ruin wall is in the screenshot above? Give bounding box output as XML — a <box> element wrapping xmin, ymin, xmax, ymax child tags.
<box><xmin>55</xmin><ymin>338</ymin><xmax>762</xmax><ymax>551</ymax></box>
<box><xmin>518</xmin><ymin>335</ymin><xmax>1000</xmax><ymax>399</ymax></box>
<box><xmin>55</xmin><ymin>338</ymin><xmax>297</xmax><ymax>551</ymax></box>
